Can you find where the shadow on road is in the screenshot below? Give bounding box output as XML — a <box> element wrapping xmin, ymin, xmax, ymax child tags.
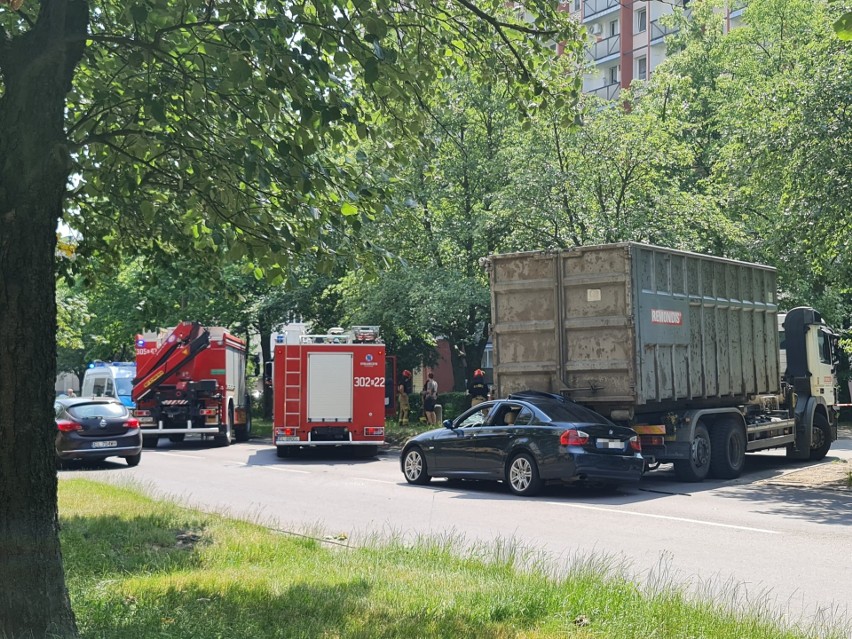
<box><xmin>243</xmin><ymin>445</ymin><xmax>384</xmax><ymax>468</ymax></box>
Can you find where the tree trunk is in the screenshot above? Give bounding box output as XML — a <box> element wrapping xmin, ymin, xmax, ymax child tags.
<box><xmin>0</xmin><ymin>1</ymin><xmax>88</xmax><ymax>637</ymax></box>
<box><xmin>259</xmin><ymin>324</ymin><xmax>273</xmax><ymax>420</ymax></box>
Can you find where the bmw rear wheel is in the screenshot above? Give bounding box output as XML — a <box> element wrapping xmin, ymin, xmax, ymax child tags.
<box><xmin>403</xmin><ymin>447</ymin><xmax>431</xmax><ymax>485</ymax></box>
<box><xmin>506</xmin><ymin>453</ymin><xmax>542</xmax><ymax>496</ymax></box>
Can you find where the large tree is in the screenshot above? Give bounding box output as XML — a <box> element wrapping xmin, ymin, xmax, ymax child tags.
<box><xmin>0</xmin><ymin>0</ymin><xmax>578</xmax><ymax>635</ymax></box>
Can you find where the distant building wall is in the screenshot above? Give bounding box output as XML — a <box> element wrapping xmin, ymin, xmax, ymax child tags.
<box><xmin>55</xmin><ymin>371</ymin><xmax>80</xmax><ymax>395</ymax></box>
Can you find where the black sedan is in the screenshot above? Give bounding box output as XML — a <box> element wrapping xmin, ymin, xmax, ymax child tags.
<box><xmin>55</xmin><ymin>397</ymin><xmax>142</xmax><ymax>467</ymax></box>
<box><xmin>400</xmin><ymin>391</ymin><xmax>644</xmax><ymax>496</ymax></box>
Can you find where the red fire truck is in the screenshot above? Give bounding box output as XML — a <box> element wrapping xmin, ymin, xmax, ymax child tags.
<box><xmin>132</xmin><ymin>321</ymin><xmax>250</xmax><ymax>447</ymax></box>
<box><xmin>272</xmin><ymin>326</ymin><xmax>386</xmax><ymax>457</ymax></box>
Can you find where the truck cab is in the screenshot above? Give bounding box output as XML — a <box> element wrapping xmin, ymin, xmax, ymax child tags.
<box><xmin>81</xmin><ymin>362</ymin><xmax>137</xmax><ymax>408</ymax></box>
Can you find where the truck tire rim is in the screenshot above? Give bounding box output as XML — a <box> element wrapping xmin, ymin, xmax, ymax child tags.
<box><xmin>693</xmin><ymin>437</ymin><xmax>709</xmax><ymax>467</ymax></box>
<box><xmin>811</xmin><ymin>426</ymin><xmax>825</xmax><ymax>450</ymax></box>
<box><xmin>404</xmin><ymin>452</ymin><xmax>422</xmax><ymax>480</ymax></box>
<box><xmin>510</xmin><ymin>458</ymin><xmax>532</xmax><ymax>491</ymax></box>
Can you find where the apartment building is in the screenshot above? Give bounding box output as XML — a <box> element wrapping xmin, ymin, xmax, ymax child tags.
<box><xmin>567</xmin><ymin>0</ymin><xmax>747</xmax><ymax>100</ymax></box>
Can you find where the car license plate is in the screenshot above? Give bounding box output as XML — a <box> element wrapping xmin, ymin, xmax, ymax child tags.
<box><xmin>596</xmin><ymin>439</ymin><xmax>624</xmax><ymax>449</ymax></box>
<box><xmin>275</xmin><ymin>436</ymin><xmax>300</xmax><ymax>443</ymax></box>
<box><xmin>91</xmin><ymin>440</ymin><xmax>117</xmax><ymax>448</ymax></box>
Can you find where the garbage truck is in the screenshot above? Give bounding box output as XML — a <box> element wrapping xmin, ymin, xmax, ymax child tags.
<box><xmin>487</xmin><ymin>242</ymin><xmax>838</xmax><ymax>481</ymax></box>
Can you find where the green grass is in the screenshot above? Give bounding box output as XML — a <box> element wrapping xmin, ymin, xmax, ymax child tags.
<box><xmin>59</xmin><ymin>480</ymin><xmax>848</xmax><ymax>639</ymax></box>
<box><xmin>250</xmin><ymin>417</ymin><xmax>272</xmax><ymax>439</ymax></box>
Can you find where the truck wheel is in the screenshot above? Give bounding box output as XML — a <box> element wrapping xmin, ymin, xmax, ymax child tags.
<box><xmin>235</xmin><ymin>394</ymin><xmax>252</xmax><ymax>442</ymax></box>
<box><xmin>709</xmin><ymin>421</ymin><xmax>746</xmax><ymax>479</ymax></box>
<box><xmin>809</xmin><ymin>413</ymin><xmax>832</xmax><ymax>461</ymax></box>
<box><xmin>276</xmin><ymin>446</ymin><xmax>291</xmax><ymax>458</ymax></box>
<box><xmin>673</xmin><ymin>423</ymin><xmax>711</xmax><ymax>482</ymax></box>
<box><xmin>168</xmin><ymin>434</ymin><xmax>185</xmax><ymax>443</ymax></box>
<box><xmin>506</xmin><ymin>452</ymin><xmax>543</xmax><ymax>496</ymax></box>
<box><xmin>402</xmin><ymin>447</ymin><xmax>431</xmax><ymax>485</ymax></box>
<box><xmin>142</xmin><ymin>435</ymin><xmax>159</xmax><ymax>449</ymax></box>
<box><xmin>214</xmin><ymin>404</ymin><xmax>233</xmax><ymax>447</ymax></box>
<box><xmin>356</xmin><ymin>445</ymin><xmax>379</xmax><ymax>458</ymax></box>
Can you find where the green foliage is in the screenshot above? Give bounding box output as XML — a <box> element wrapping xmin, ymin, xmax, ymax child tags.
<box><xmin>834</xmin><ymin>11</ymin><xmax>852</xmax><ymax>39</ymax></box>
<box><xmin>635</xmin><ymin>0</ymin><xmax>852</xmax><ymax>329</ymax></box>
<box><xmin>0</xmin><ymin>0</ymin><xmax>584</xmax><ymax>281</ymax></box>
<box><xmin>405</xmin><ymin>391</ymin><xmax>467</xmax><ymax>421</ymax></box>
<box><xmin>435</xmin><ymin>392</ymin><xmax>471</xmax><ymax>420</ymax></box>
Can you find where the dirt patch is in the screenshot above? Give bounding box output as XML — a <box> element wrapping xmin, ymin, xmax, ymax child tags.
<box><xmin>757</xmin><ymin>427</ymin><xmax>852</xmax><ymax>491</ymax></box>
<box><xmin>760</xmin><ymin>458</ymin><xmax>851</xmax><ymax>491</ymax></box>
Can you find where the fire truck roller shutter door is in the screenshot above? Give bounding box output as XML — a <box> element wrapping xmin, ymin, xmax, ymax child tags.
<box><xmin>307</xmin><ymin>352</ymin><xmax>354</xmax><ymax>422</ymax></box>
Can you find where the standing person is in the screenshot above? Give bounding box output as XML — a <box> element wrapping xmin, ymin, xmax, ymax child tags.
<box><xmin>469</xmin><ymin>369</ymin><xmax>488</xmax><ymax>407</ymax></box>
<box><xmin>397</xmin><ymin>370</ymin><xmax>412</xmax><ymax>427</ymax></box>
<box><xmin>423</xmin><ymin>372</ymin><xmax>438</xmax><ymax>426</ymax></box>
<box><xmin>66</xmin><ymin>388</ymin><xmax>76</xmax><ymax>398</ymax></box>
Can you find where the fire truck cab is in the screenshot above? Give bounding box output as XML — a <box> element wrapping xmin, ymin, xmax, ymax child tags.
<box><xmin>272</xmin><ymin>326</ymin><xmax>386</xmax><ymax>457</ymax></box>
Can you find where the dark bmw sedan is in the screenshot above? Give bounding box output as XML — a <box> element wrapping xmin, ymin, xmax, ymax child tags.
<box><xmin>55</xmin><ymin>397</ymin><xmax>142</xmax><ymax>467</ymax></box>
<box><xmin>400</xmin><ymin>391</ymin><xmax>643</xmax><ymax>496</ymax></box>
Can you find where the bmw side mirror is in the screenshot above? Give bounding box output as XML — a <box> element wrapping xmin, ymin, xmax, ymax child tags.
<box><xmin>443</xmin><ymin>419</ymin><xmax>453</xmax><ymax>429</ymax></box>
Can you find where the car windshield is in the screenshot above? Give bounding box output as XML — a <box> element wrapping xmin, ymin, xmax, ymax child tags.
<box><xmin>537</xmin><ymin>400</ymin><xmax>613</xmax><ymax>426</ymax></box>
<box><xmin>114</xmin><ymin>378</ymin><xmax>134</xmax><ymax>396</ymax></box>
<box><xmin>67</xmin><ymin>402</ymin><xmax>128</xmax><ymax>419</ymax></box>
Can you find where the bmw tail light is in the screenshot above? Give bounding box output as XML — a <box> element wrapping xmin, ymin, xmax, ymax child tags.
<box><xmin>125</xmin><ymin>418</ymin><xmax>140</xmax><ymax>429</ymax></box>
<box><xmin>57</xmin><ymin>420</ymin><xmax>81</xmax><ymax>432</ymax></box>
<box><xmin>628</xmin><ymin>436</ymin><xmax>641</xmax><ymax>452</ymax></box>
<box><xmin>560</xmin><ymin>429</ymin><xmax>589</xmax><ymax>446</ymax></box>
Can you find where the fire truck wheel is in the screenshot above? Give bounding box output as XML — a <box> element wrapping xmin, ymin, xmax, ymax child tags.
<box><xmin>168</xmin><ymin>434</ymin><xmax>185</xmax><ymax>443</ymax></box>
<box><xmin>235</xmin><ymin>394</ymin><xmax>252</xmax><ymax>442</ymax></box>
<box><xmin>142</xmin><ymin>435</ymin><xmax>159</xmax><ymax>449</ymax></box>
<box><xmin>276</xmin><ymin>445</ymin><xmax>291</xmax><ymax>458</ymax></box>
<box><xmin>809</xmin><ymin>413</ymin><xmax>832</xmax><ymax>461</ymax></box>
<box><xmin>402</xmin><ymin>447</ymin><xmax>431</xmax><ymax>485</ymax></box>
<box><xmin>214</xmin><ymin>405</ymin><xmax>234</xmax><ymax>447</ymax></box>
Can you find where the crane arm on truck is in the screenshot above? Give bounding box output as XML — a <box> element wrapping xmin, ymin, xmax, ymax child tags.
<box><xmin>131</xmin><ymin>321</ymin><xmax>210</xmax><ymax>403</ymax></box>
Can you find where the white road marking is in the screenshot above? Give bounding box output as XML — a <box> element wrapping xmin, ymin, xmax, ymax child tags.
<box><xmin>151</xmin><ymin>452</ymin><xmax>207</xmax><ymax>459</ymax></box>
<box><xmin>547</xmin><ymin>501</ymin><xmax>779</xmax><ymax>534</ymax></box>
<box><xmin>354</xmin><ymin>477</ymin><xmax>399</xmax><ymax>485</ymax></box>
<box><xmin>238</xmin><ymin>462</ymin><xmax>310</xmax><ymax>475</ymax></box>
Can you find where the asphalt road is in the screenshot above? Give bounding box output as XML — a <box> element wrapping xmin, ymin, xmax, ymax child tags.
<box><xmin>60</xmin><ymin>435</ymin><xmax>852</xmax><ymax>633</ymax></box>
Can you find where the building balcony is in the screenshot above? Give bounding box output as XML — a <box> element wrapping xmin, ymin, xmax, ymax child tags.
<box><xmin>587</xmin><ymin>33</ymin><xmax>620</xmax><ymax>62</ymax></box>
<box><xmin>583</xmin><ymin>0</ymin><xmax>620</xmax><ymax>21</ymax></box>
<box><xmin>649</xmin><ymin>17</ymin><xmax>680</xmax><ymax>44</ymax></box>
<box><xmin>729</xmin><ymin>0</ymin><xmax>748</xmax><ymax>17</ymax></box>
<box><xmin>587</xmin><ymin>82</ymin><xmax>621</xmax><ymax>101</ymax></box>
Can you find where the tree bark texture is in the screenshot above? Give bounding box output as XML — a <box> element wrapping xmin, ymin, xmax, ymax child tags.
<box><xmin>259</xmin><ymin>325</ymin><xmax>273</xmax><ymax>419</ymax></box>
<box><xmin>0</xmin><ymin>1</ymin><xmax>88</xmax><ymax>637</ymax></box>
